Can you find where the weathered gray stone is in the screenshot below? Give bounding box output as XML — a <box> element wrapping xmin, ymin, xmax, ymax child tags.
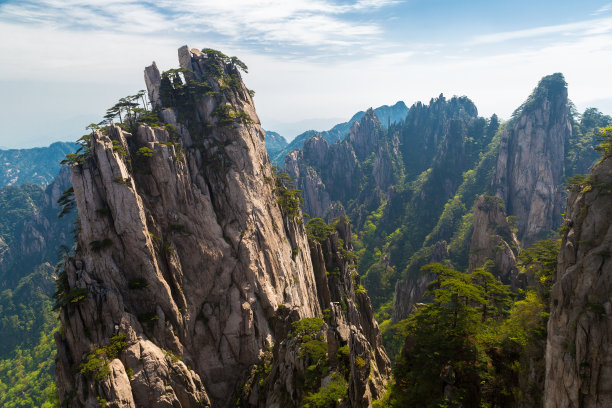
<box><xmin>56</xmin><ymin>46</ymin><xmax>388</xmax><ymax>408</ymax></box>
<box><xmin>544</xmin><ymin>156</ymin><xmax>612</xmax><ymax>408</ymax></box>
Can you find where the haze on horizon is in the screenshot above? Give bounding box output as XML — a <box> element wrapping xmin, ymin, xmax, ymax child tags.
<box><xmin>1</xmin><ymin>0</ymin><xmax>612</xmax><ymax>148</ymax></box>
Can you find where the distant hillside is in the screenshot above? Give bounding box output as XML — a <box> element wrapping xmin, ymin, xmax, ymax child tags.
<box><xmin>269</xmin><ymin>101</ymin><xmax>409</xmax><ymax>164</ymax></box>
<box><xmin>263</xmin><ymin>130</ymin><xmax>288</xmax><ymax>160</ymax></box>
<box><xmin>0</xmin><ymin>141</ymin><xmax>77</xmax><ymax>187</ymax></box>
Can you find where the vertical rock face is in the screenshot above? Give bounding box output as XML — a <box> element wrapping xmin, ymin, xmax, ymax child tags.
<box><xmin>544</xmin><ymin>155</ymin><xmax>612</xmax><ymax>408</ymax></box>
<box><xmin>284</xmin><ymin>109</ymin><xmax>398</xmax><ymax>221</ymax></box>
<box><xmin>347</xmin><ymin>109</ymin><xmax>384</xmax><ymax>161</ymax></box>
<box><xmin>241</xmin><ymin>218</ymin><xmax>391</xmax><ymax>407</ymax></box>
<box><xmin>55</xmin><ymin>46</ymin><xmax>388</xmax><ymax>408</ymax></box>
<box><xmin>468</xmin><ymin>195</ymin><xmax>520</xmax><ymax>286</ymax></box>
<box><xmin>494</xmin><ymin>73</ymin><xmax>571</xmax><ymax>244</ymax></box>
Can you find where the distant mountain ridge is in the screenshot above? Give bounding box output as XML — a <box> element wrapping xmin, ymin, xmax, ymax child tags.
<box><xmin>263</xmin><ymin>129</ymin><xmax>288</xmax><ymax>159</ymax></box>
<box><xmin>268</xmin><ymin>101</ymin><xmax>409</xmax><ymax>164</ymax></box>
<box><xmin>0</xmin><ymin>141</ymin><xmax>77</xmax><ymax>187</ymax></box>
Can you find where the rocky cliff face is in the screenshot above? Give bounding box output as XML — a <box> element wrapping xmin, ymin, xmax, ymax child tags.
<box><xmin>494</xmin><ymin>73</ymin><xmax>571</xmax><ymax>245</ymax></box>
<box><xmin>54</xmin><ymin>46</ymin><xmax>388</xmax><ymax>408</ymax></box>
<box><xmin>284</xmin><ymin>109</ymin><xmax>398</xmax><ymax>221</ymax></box>
<box><xmin>271</xmin><ymin>102</ymin><xmax>408</xmax><ymax>166</ymax></box>
<box><xmin>468</xmin><ymin>195</ymin><xmax>520</xmax><ymax>287</ymax></box>
<box><xmin>544</xmin><ymin>153</ymin><xmax>612</xmax><ymax>407</ymax></box>
<box><xmin>240</xmin><ymin>218</ymin><xmax>390</xmax><ymax>407</ymax></box>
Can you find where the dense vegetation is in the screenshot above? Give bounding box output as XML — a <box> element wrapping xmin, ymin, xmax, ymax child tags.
<box><xmin>377</xmin><ymin>239</ymin><xmax>558</xmax><ymax>407</ymax></box>
<box><xmin>0</xmin><ymin>173</ymin><xmax>74</xmax><ymax>406</ymax></box>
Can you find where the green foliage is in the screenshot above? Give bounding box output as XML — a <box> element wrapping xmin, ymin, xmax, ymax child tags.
<box><xmin>273</xmin><ymin>171</ymin><xmax>303</xmax><ymax>220</ymax></box>
<box><xmin>594</xmin><ymin>126</ymin><xmax>612</xmax><ymax>159</ymax></box>
<box><xmin>354</xmin><ymin>356</ymin><xmax>366</xmax><ymax>368</ymax></box>
<box><xmin>566</xmin><ymin>173</ymin><xmax>593</xmax><ymax>190</ymax></box>
<box><xmin>306</xmin><ymin>218</ymin><xmax>335</xmax><ymax>243</ymax></box>
<box><xmin>136</xmin><ymin>146</ymin><xmax>154</xmax><ymax>157</ymax></box>
<box><xmin>57</xmin><ymin>187</ymin><xmax>75</xmax><ymax>218</ymax></box>
<box><xmin>0</xmin><ymin>314</ymin><xmax>59</xmax><ymax>408</ymax></box>
<box><xmin>517</xmin><ymin>238</ymin><xmax>560</xmax><ymax>304</ymax></box>
<box><xmin>511</xmin><ymin>73</ymin><xmax>567</xmax><ymax>120</ymax></box>
<box><xmin>302</xmin><ymin>372</ymin><xmax>347</xmax><ymax>408</ymax></box>
<box><xmin>80</xmin><ymin>333</ymin><xmax>127</xmax><ymax>381</ymax></box>
<box><xmin>0</xmin><ymin>183</ymin><xmax>45</xmax><ymax>243</ymax></box>
<box><xmin>157</xmin><ymin>49</ymin><xmax>253</xmax><ymax>132</ymax></box>
<box><xmin>212</xmin><ymin>104</ymin><xmax>252</xmax><ymax>125</ymax></box>
<box><xmin>291</xmin><ymin>318</ymin><xmax>324</xmax><ymax>338</ymax></box>
<box><xmin>300</xmin><ymin>339</ymin><xmax>328</xmax><ymax>362</ymax></box>
<box><xmin>566</xmin><ymin>110</ymin><xmax>612</xmax><ymax>176</ymax></box>
<box><xmin>53</xmin><ymin>281</ymin><xmax>89</xmax><ymax>310</ymax></box>
<box><xmin>388</xmin><ymin>238</ymin><xmax>559</xmax><ymax>407</ymax></box>
<box><xmin>101</xmin><ymin>90</ymin><xmax>161</xmax><ymax>133</ymax></box>
<box><xmin>389</xmin><ymin>263</ymin><xmax>508</xmax><ymax>407</ymax></box>
<box><xmin>61</xmin><ymin>134</ymin><xmax>92</xmax><ymax>166</ymax></box>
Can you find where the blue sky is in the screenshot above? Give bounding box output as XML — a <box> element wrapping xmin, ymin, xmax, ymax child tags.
<box><xmin>1</xmin><ymin>0</ymin><xmax>612</xmax><ymax>147</ymax></box>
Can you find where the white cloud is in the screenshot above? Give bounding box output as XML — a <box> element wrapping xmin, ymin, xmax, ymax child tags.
<box><xmin>592</xmin><ymin>3</ymin><xmax>612</xmax><ymax>16</ymax></box>
<box><xmin>0</xmin><ymin>0</ymin><xmax>399</xmax><ymax>50</ymax></box>
<box><xmin>468</xmin><ymin>17</ymin><xmax>612</xmax><ymax>45</ymax></box>
<box><xmin>1</xmin><ymin>0</ymin><xmax>612</xmax><ymax>147</ymax></box>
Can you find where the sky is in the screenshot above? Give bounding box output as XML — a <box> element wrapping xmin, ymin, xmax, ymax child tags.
<box><xmin>1</xmin><ymin>0</ymin><xmax>612</xmax><ymax>147</ymax></box>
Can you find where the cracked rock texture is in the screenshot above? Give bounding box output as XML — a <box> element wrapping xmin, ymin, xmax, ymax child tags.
<box><xmin>494</xmin><ymin>73</ymin><xmax>571</xmax><ymax>245</ymax></box>
<box><xmin>55</xmin><ymin>46</ymin><xmax>388</xmax><ymax>408</ymax></box>
<box><xmin>284</xmin><ymin>109</ymin><xmax>398</xmax><ymax>222</ymax></box>
<box><xmin>544</xmin><ymin>154</ymin><xmax>612</xmax><ymax>408</ymax></box>
<box><xmin>468</xmin><ymin>195</ymin><xmax>520</xmax><ymax>287</ymax></box>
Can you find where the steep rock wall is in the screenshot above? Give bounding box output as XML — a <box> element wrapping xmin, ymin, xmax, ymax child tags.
<box><xmin>468</xmin><ymin>195</ymin><xmax>520</xmax><ymax>287</ymax></box>
<box><xmin>55</xmin><ymin>46</ymin><xmax>388</xmax><ymax>408</ymax></box>
<box><xmin>494</xmin><ymin>73</ymin><xmax>571</xmax><ymax>245</ymax></box>
<box><xmin>544</xmin><ymin>155</ymin><xmax>612</xmax><ymax>407</ymax></box>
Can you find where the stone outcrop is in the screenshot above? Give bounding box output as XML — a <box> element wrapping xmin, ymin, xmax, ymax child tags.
<box><xmin>241</xmin><ymin>218</ymin><xmax>391</xmax><ymax>407</ymax></box>
<box><xmin>284</xmin><ymin>109</ymin><xmax>398</xmax><ymax>221</ymax></box>
<box><xmin>544</xmin><ymin>153</ymin><xmax>612</xmax><ymax>407</ymax></box>
<box><xmin>468</xmin><ymin>195</ymin><xmax>520</xmax><ymax>287</ymax></box>
<box><xmin>347</xmin><ymin>109</ymin><xmax>384</xmax><ymax>161</ymax></box>
<box><xmin>55</xmin><ymin>46</ymin><xmax>388</xmax><ymax>408</ymax></box>
<box><xmin>494</xmin><ymin>73</ymin><xmax>571</xmax><ymax>245</ymax></box>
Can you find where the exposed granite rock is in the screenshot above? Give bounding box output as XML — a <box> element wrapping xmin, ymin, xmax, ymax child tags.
<box><xmin>55</xmin><ymin>46</ymin><xmax>388</xmax><ymax>408</ymax></box>
<box><xmin>468</xmin><ymin>195</ymin><xmax>520</xmax><ymax>287</ymax></box>
<box><xmin>241</xmin><ymin>217</ymin><xmax>390</xmax><ymax>407</ymax></box>
<box><xmin>284</xmin><ymin>143</ymin><xmax>333</xmax><ymax>219</ymax></box>
<box><xmin>270</xmin><ymin>102</ymin><xmax>408</xmax><ymax>166</ymax></box>
<box><xmin>283</xmin><ymin>109</ymin><xmax>399</xmax><ymax>222</ymax></box>
<box><xmin>347</xmin><ymin>109</ymin><xmax>383</xmax><ymax>161</ymax></box>
<box><xmin>544</xmin><ymin>154</ymin><xmax>612</xmax><ymax>407</ymax></box>
<box><xmin>144</xmin><ymin>62</ymin><xmax>162</xmax><ymax>110</ymax></box>
<box><xmin>494</xmin><ymin>73</ymin><xmax>571</xmax><ymax>245</ymax></box>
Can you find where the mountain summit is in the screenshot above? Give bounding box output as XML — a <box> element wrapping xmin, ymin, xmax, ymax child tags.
<box><xmin>54</xmin><ymin>46</ymin><xmax>389</xmax><ymax>408</ymax></box>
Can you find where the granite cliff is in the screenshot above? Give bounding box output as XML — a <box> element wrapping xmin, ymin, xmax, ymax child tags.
<box><xmin>284</xmin><ymin>109</ymin><xmax>399</xmax><ymax>222</ymax></box>
<box><xmin>544</xmin><ymin>141</ymin><xmax>612</xmax><ymax>407</ymax></box>
<box><xmin>467</xmin><ymin>195</ymin><xmax>520</xmax><ymax>287</ymax></box>
<box><xmin>392</xmin><ymin>75</ymin><xmax>572</xmax><ymax>321</ymax></box>
<box><xmin>54</xmin><ymin>46</ymin><xmax>389</xmax><ymax>408</ymax></box>
<box><xmin>494</xmin><ymin>73</ymin><xmax>571</xmax><ymax>245</ymax></box>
